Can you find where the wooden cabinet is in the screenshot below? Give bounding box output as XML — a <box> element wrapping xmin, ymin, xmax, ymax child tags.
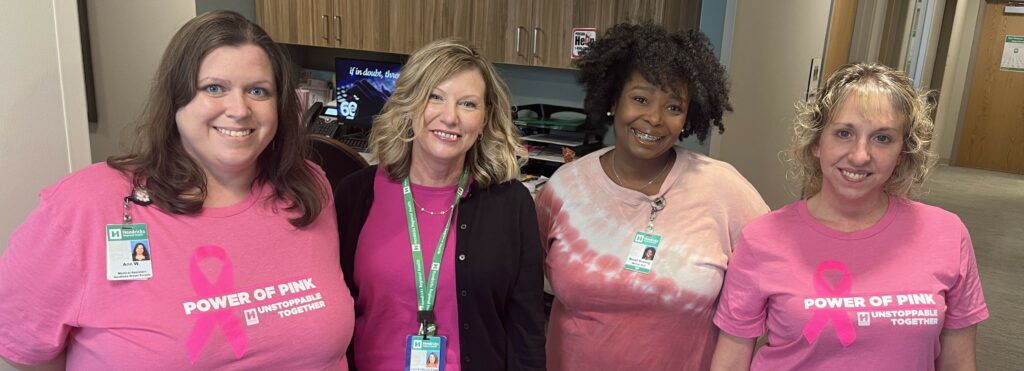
<box><xmin>257</xmin><ymin>0</ymin><xmax>392</xmax><ymax>51</ymax></box>
<box><xmin>256</xmin><ymin>0</ymin><xmax>302</xmax><ymax>44</ymax></box>
<box><xmin>256</xmin><ymin>0</ymin><xmax>699</xmax><ymax>69</ymax></box>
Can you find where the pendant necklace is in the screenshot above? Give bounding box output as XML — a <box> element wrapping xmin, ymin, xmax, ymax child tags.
<box><xmin>610</xmin><ymin>150</ymin><xmax>673</xmax><ymax>192</ymax></box>
<box><xmin>415</xmin><ymin>201</ymin><xmax>454</xmax><ymax>216</ymax></box>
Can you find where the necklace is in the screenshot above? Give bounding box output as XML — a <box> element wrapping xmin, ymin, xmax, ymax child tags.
<box><xmin>610</xmin><ymin>150</ymin><xmax>673</xmax><ymax>191</ymax></box>
<box><xmin>415</xmin><ymin>201</ymin><xmax>454</xmax><ymax>216</ymax></box>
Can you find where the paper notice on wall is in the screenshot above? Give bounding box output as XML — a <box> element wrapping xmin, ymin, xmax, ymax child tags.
<box><xmin>1001</xmin><ymin>35</ymin><xmax>1024</xmax><ymax>72</ymax></box>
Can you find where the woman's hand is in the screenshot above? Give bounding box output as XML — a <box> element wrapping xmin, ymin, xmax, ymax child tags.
<box><xmin>936</xmin><ymin>325</ymin><xmax>978</xmax><ymax>371</ymax></box>
<box><xmin>710</xmin><ymin>331</ymin><xmax>755</xmax><ymax>371</ymax></box>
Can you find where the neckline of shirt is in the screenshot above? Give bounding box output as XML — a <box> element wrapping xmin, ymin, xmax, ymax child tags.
<box><xmin>593</xmin><ymin>146</ymin><xmax>688</xmax><ymax>207</ymax></box>
<box><xmin>795</xmin><ymin>194</ymin><xmax>903</xmax><ymax>240</ymax></box>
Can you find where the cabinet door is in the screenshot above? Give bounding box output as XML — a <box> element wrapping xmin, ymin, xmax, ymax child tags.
<box><xmin>256</xmin><ymin>0</ymin><xmax>301</xmax><ymax>45</ymax></box>
<box><xmin>388</xmin><ymin>0</ymin><xmax>443</xmax><ymax>54</ymax></box>
<box><xmin>505</xmin><ymin>0</ymin><xmax>533</xmax><ymax>65</ymax></box>
<box><xmin>616</xmin><ymin>0</ymin><xmax>700</xmax><ymax>32</ymax></box>
<box><xmin>442</xmin><ymin>0</ymin><xmax>511</xmax><ymax>63</ymax></box>
<box><xmin>295</xmin><ymin>0</ymin><xmax>334</xmax><ymax>47</ymax></box>
<box><xmin>531</xmin><ymin>0</ymin><xmax>572</xmax><ymax>68</ymax></box>
<box><xmin>336</xmin><ymin>0</ymin><xmax>391</xmax><ymax>51</ymax></box>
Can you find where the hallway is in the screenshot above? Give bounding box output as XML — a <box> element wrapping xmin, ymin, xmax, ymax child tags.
<box><xmin>919</xmin><ymin>165</ymin><xmax>1024</xmax><ymax>370</ymax></box>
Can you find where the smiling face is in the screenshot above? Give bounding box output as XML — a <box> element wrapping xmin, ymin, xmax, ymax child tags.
<box><xmin>612</xmin><ymin>71</ymin><xmax>689</xmax><ymax>162</ymax></box>
<box><xmin>175</xmin><ymin>43</ymin><xmax>278</xmax><ymax>182</ymax></box>
<box><xmin>135</xmin><ymin>244</ymin><xmax>146</xmax><ymax>255</ymax></box>
<box><xmin>813</xmin><ymin>93</ymin><xmax>905</xmax><ymax>207</ymax></box>
<box><xmin>410</xmin><ymin>67</ymin><xmax>487</xmax><ymax>171</ymax></box>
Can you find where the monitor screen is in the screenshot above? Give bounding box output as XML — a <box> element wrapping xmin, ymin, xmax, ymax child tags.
<box><xmin>334</xmin><ymin>57</ymin><xmax>402</xmax><ymax>128</ymax></box>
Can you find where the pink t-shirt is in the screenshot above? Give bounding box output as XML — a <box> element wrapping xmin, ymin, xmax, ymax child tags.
<box><xmin>536</xmin><ymin>147</ymin><xmax>769</xmax><ymax>370</ymax></box>
<box><xmin>0</xmin><ymin>163</ymin><xmax>354</xmax><ymax>370</ymax></box>
<box><xmin>714</xmin><ymin>196</ymin><xmax>989</xmax><ymax>370</ymax></box>
<box><xmin>352</xmin><ymin>168</ymin><xmax>462</xmax><ymax>370</ymax></box>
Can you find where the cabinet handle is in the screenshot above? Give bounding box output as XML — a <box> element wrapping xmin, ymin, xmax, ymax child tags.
<box><xmin>532</xmin><ymin>27</ymin><xmax>539</xmax><ymax>57</ymax></box>
<box><xmin>321</xmin><ymin>15</ymin><xmax>329</xmax><ymax>40</ymax></box>
<box><xmin>333</xmin><ymin>16</ymin><xmax>341</xmax><ymax>42</ymax></box>
<box><xmin>515</xmin><ymin>26</ymin><xmax>526</xmax><ymax>57</ymax></box>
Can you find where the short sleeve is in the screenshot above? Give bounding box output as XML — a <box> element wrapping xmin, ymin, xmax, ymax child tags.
<box><xmin>0</xmin><ymin>196</ymin><xmax>86</xmax><ymax>364</ymax></box>
<box><xmin>943</xmin><ymin>223</ymin><xmax>989</xmax><ymax>329</ymax></box>
<box><xmin>713</xmin><ymin>232</ymin><xmax>769</xmax><ymax>338</ymax></box>
<box><xmin>725</xmin><ymin>179</ymin><xmax>770</xmax><ymax>251</ymax></box>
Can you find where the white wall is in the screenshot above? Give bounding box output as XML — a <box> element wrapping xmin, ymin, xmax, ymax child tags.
<box><xmin>0</xmin><ymin>0</ymin><xmax>92</xmax><ymax>249</ymax></box>
<box><xmin>712</xmin><ymin>0</ymin><xmax>833</xmax><ymax>209</ymax></box>
<box><xmin>87</xmin><ymin>0</ymin><xmax>196</xmax><ymax>162</ymax></box>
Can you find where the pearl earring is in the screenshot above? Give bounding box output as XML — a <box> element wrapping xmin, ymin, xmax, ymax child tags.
<box><xmin>606</xmin><ymin>111</ymin><xmax>613</xmax><ymax>117</ymax></box>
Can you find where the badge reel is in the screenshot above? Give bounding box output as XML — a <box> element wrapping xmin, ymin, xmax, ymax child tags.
<box><xmin>624</xmin><ymin>197</ymin><xmax>665</xmax><ymax>274</ymax></box>
<box><xmin>106</xmin><ymin>187</ymin><xmax>154</xmax><ymax>280</ymax></box>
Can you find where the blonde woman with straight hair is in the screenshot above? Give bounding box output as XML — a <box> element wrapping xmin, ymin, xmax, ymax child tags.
<box><xmin>712</xmin><ymin>63</ymin><xmax>988</xmax><ymax>371</ymax></box>
<box><xmin>335</xmin><ymin>38</ymin><xmax>545</xmax><ymax>371</ymax></box>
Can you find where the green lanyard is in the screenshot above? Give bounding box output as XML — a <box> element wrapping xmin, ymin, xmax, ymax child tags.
<box><xmin>402</xmin><ymin>169</ymin><xmax>470</xmax><ymax>336</ymax></box>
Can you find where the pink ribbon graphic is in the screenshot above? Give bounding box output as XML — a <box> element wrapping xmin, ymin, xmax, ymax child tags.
<box><xmin>185</xmin><ymin>245</ymin><xmax>248</xmax><ymax>363</ymax></box>
<box><xmin>802</xmin><ymin>260</ymin><xmax>857</xmax><ymax>347</ymax></box>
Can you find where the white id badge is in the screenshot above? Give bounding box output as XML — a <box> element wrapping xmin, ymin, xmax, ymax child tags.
<box><xmin>106</xmin><ymin>224</ymin><xmax>153</xmax><ymax>280</ymax></box>
<box><xmin>624</xmin><ymin>231</ymin><xmax>661</xmax><ymax>274</ymax></box>
<box><xmin>405</xmin><ymin>335</ymin><xmax>447</xmax><ymax>371</ymax></box>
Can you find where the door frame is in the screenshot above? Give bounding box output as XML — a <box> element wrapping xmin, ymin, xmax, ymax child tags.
<box><xmin>936</xmin><ymin>0</ymin><xmax>985</xmax><ymax>165</ymax></box>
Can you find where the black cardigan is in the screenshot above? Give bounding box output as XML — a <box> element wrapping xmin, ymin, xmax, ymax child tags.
<box><xmin>334</xmin><ymin>166</ymin><xmax>546</xmax><ymax>371</ymax></box>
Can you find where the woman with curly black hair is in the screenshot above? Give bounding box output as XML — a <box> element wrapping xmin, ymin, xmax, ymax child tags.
<box><xmin>534</xmin><ymin>22</ymin><xmax>768</xmax><ymax>370</ymax></box>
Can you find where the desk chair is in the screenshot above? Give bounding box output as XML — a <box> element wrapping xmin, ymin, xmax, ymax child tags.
<box><xmin>307</xmin><ymin>134</ymin><xmax>369</xmax><ymax>190</ymax></box>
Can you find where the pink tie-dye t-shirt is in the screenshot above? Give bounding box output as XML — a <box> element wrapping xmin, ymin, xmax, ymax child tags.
<box><xmin>536</xmin><ymin>147</ymin><xmax>768</xmax><ymax>370</ymax></box>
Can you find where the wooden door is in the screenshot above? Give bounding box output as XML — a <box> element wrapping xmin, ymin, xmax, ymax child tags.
<box><xmin>387</xmin><ymin>0</ymin><xmax>442</xmax><ymax>54</ymax></box>
<box><xmin>955</xmin><ymin>2</ymin><xmax>1024</xmax><ymax>174</ymax></box>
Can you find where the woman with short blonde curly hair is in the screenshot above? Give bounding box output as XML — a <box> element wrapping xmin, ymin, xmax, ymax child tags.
<box><xmin>335</xmin><ymin>38</ymin><xmax>545</xmax><ymax>370</ymax></box>
<box><xmin>788</xmin><ymin>63</ymin><xmax>938</xmax><ymax>198</ymax></box>
<box><xmin>712</xmin><ymin>63</ymin><xmax>987</xmax><ymax>370</ymax></box>
<box><xmin>370</xmin><ymin>38</ymin><xmax>524</xmax><ymax>187</ymax></box>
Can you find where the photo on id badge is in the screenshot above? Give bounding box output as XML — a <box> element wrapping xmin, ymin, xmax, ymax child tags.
<box><xmin>624</xmin><ymin>231</ymin><xmax>660</xmax><ymax>274</ymax></box>
<box><xmin>105</xmin><ymin>224</ymin><xmax>153</xmax><ymax>280</ymax></box>
<box><xmin>406</xmin><ymin>335</ymin><xmax>446</xmax><ymax>371</ymax></box>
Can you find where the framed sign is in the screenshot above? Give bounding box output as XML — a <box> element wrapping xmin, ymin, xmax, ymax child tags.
<box><xmin>571</xmin><ymin>28</ymin><xmax>598</xmax><ymax>59</ymax></box>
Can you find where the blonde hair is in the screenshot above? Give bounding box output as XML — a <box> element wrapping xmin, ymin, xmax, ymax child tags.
<box><xmin>369</xmin><ymin>38</ymin><xmax>524</xmax><ymax>187</ymax></box>
<box><xmin>787</xmin><ymin>63</ymin><xmax>938</xmax><ymax>198</ymax></box>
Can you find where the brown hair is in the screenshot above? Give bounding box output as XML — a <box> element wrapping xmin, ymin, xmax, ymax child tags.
<box><xmin>369</xmin><ymin>38</ymin><xmax>524</xmax><ymax>187</ymax></box>
<box><xmin>107</xmin><ymin>10</ymin><xmax>324</xmax><ymax>227</ymax></box>
<box><xmin>787</xmin><ymin>63</ymin><xmax>937</xmax><ymax>198</ymax></box>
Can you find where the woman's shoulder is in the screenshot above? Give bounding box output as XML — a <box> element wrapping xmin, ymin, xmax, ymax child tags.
<box><xmin>737</xmin><ymin>201</ymin><xmax>803</xmax><ymax>236</ymax></box>
<box><xmin>41</xmin><ymin>163</ymin><xmax>132</xmax><ymax>203</ymax></box>
<box><xmin>675</xmin><ymin>149</ymin><xmax>765</xmax><ymax>203</ymax></box>
<box><xmin>895</xmin><ymin>197</ymin><xmax>966</xmax><ymax>229</ymax></box>
<box><xmin>677</xmin><ymin>149</ymin><xmax>752</xmax><ymax>183</ymax></box>
<box><xmin>475</xmin><ymin>177</ymin><xmax>531</xmax><ymax>202</ymax></box>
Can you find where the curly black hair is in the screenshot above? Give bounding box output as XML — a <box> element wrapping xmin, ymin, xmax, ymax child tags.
<box><xmin>574</xmin><ymin>22</ymin><xmax>731</xmax><ymax>143</ymax></box>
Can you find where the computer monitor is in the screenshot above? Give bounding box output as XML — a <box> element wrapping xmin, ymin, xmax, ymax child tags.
<box><xmin>334</xmin><ymin>57</ymin><xmax>403</xmax><ymax>128</ymax></box>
